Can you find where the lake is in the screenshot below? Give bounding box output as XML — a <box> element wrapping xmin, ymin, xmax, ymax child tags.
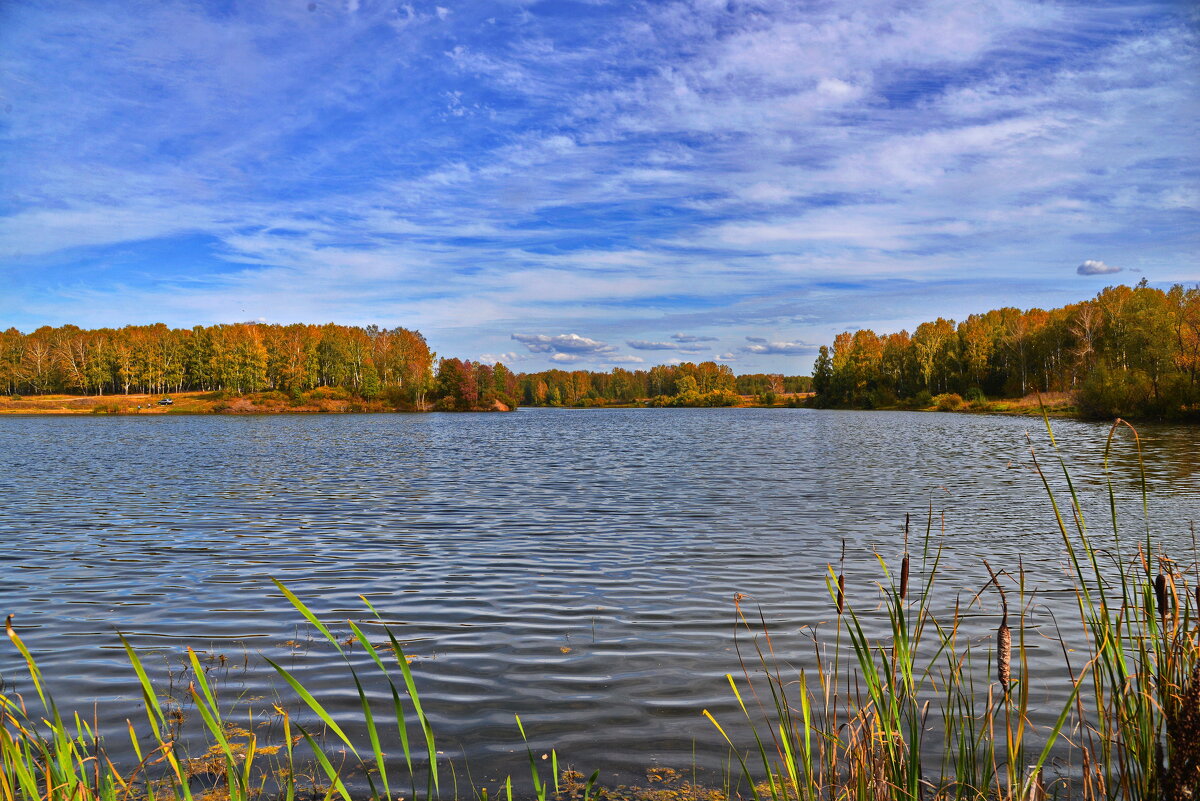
<box><xmin>2</xmin><ymin>408</ymin><xmax>1198</xmax><ymax>787</ymax></box>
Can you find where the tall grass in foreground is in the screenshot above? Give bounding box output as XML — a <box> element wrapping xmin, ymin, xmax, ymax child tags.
<box><xmin>1</xmin><ymin>580</ymin><xmax>587</xmax><ymax>801</ymax></box>
<box><xmin>705</xmin><ymin>416</ymin><xmax>1199</xmax><ymax>799</ymax></box>
<box><xmin>3</xmin><ymin>416</ymin><xmax>1198</xmax><ymax>800</ymax></box>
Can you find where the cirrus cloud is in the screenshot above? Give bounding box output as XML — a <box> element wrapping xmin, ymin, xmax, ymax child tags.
<box><xmin>0</xmin><ymin>0</ymin><xmax>1194</xmax><ymax>372</ymax></box>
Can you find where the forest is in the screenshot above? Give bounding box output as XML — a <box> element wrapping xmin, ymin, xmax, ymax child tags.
<box><xmin>0</xmin><ymin>322</ymin><xmax>517</xmax><ymax>412</ymax></box>
<box><xmin>516</xmin><ymin>363</ymin><xmax>812</xmax><ymax>407</ymax></box>
<box><xmin>5</xmin><ymin>281</ymin><xmax>1196</xmax><ymax>419</ymax></box>
<box><xmin>0</xmin><ymin>321</ymin><xmax>812</xmax><ymax>412</ymax></box>
<box><xmin>812</xmin><ymin>282</ymin><xmax>1200</xmax><ymax>420</ymax></box>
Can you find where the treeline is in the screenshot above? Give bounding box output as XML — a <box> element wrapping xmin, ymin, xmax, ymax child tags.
<box><xmin>0</xmin><ymin>322</ymin><xmax>823</xmax><ymax>412</ymax></box>
<box><xmin>434</xmin><ymin>358</ymin><xmax>519</xmax><ymax>411</ymax></box>
<box><xmin>812</xmin><ymin>283</ymin><xmax>1200</xmax><ymax>420</ymax></box>
<box><xmin>0</xmin><ymin>323</ymin><xmax>439</xmax><ymax>405</ymax></box>
<box><xmin>516</xmin><ymin>362</ymin><xmax>812</xmax><ymax>407</ymax></box>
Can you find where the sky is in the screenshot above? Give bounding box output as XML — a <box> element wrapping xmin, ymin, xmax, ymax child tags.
<box><xmin>0</xmin><ymin>0</ymin><xmax>1197</xmax><ymax>372</ymax></box>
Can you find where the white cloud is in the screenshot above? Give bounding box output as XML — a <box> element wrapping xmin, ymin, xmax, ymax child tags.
<box><xmin>511</xmin><ymin>333</ymin><xmax>618</xmax><ymax>355</ymax></box>
<box><xmin>741</xmin><ymin>336</ymin><xmax>818</xmax><ymax>355</ymax></box>
<box><xmin>626</xmin><ymin>337</ymin><xmax>710</xmax><ymax>353</ymax></box>
<box><xmin>1077</xmin><ymin>259</ymin><xmax>1122</xmax><ymax>276</ymax></box>
<box><xmin>478</xmin><ymin>351</ymin><xmax>522</xmax><ymax>364</ymax></box>
<box><xmin>1</xmin><ymin>0</ymin><xmax>1195</xmax><ymax>371</ymax></box>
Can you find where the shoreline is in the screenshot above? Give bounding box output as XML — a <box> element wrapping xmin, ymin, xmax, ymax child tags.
<box><xmin>0</xmin><ymin>390</ymin><xmax>512</xmax><ymax>416</ymax></box>
<box><xmin>0</xmin><ymin>390</ymin><xmax>1083</xmax><ymax>419</ymax></box>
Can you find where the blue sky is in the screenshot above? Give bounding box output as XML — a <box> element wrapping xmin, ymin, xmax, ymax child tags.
<box><xmin>1</xmin><ymin>0</ymin><xmax>1196</xmax><ymax>372</ymax></box>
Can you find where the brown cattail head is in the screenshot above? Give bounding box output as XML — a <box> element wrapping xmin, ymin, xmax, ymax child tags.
<box><xmin>900</xmin><ymin>554</ymin><xmax>910</xmax><ymax>601</ymax></box>
<box><xmin>1155</xmin><ymin>572</ymin><xmax>1169</xmax><ymax>617</ymax></box>
<box><xmin>983</xmin><ymin>559</ymin><xmax>1011</xmax><ymax>690</ymax></box>
<box><xmin>997</xmin><ymin>623</ymin><xmax>1012</xmax><ymax>688</ymax></box>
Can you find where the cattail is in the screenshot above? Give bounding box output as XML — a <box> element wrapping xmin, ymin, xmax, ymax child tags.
<box><xmin>900</xmin><ymin>514</ymin><xmax>910</xmax><ymax>601</ymax></box>
<box><xmin>997</xmin><ymin>621</ymin><xmax>1012</xmax><ymax>687</ymax></box>
<box><xmin>985</xmin><ymin>560</ymin><xmax>1011</xmax><ymax>690</ymax></box>
<box><xmin>1154</xmin><ymin>572</ymin><xmax>1169</xmax><ymax>618</ymax></box>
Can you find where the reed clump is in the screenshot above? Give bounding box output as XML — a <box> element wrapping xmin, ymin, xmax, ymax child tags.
<box><xmin>705</xmin><ymin>416</ymin><xmax>1200</xmax><ymax>799</ymax></box>
<box><xmin>1</xmin><ymin>582</ymin><xmax>578</xmax><ymax>801</ymax></box>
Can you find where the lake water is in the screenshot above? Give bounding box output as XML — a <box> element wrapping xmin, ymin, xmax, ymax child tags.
<box><xmin>1</xmin><ymin>408</ymin><xmax>1198</xmax><ymax>787</ymax></box>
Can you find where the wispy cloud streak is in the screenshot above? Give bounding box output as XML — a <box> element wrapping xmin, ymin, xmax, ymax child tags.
<box><xmin>1</xmin><ymin>0</ymin><xmax>1195</xmax><ymax>369</ymax></box>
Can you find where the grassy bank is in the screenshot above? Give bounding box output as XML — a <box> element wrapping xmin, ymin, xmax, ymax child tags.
<box><xmin>2</xmin><ymin>418</ymin><xmax>1197</xmax><ymax>800</ymax></box>
<box><xmin>523</xmin><ymin>390</ymin><xmax>1073</xmax><ymax>417</ymax></box>
<box><xmin>0</xmin><ymin>390</ymin><xmax>512</xmax><ymax>416</ymax></box>
<box><xmin>854</xmin><ymin>391</ymin><xmax>1079</xmax><ymax>417</ymax></box>
<box><xmin>0</xmin><ymin>389</ymin><xmax>1062</xmax><ymax>417</ymax></box>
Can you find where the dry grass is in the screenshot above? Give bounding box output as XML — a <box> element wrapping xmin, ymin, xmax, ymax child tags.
<box><xmin>0</xmin><ymin>391</ymin><xmax>397</xmax><ymax>415</ymax></box>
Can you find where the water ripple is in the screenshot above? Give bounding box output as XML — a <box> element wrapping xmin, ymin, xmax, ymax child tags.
<box><xmin>1</xmin><ymin>408</ymin><xmax>1197</xmax><ymax>782</ymax></box>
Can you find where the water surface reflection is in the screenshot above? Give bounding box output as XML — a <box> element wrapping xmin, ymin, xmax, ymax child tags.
<box><xmin>1</xmin><ymin>409</ymin><xmax>1197</xmax><ymax>782</ymax></box>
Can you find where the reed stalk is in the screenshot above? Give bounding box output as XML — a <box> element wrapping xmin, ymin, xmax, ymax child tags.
<box><xmin>704</xmin><ymin>416</ymin><xmax>1199</xmax><ymax>800</ymax></box>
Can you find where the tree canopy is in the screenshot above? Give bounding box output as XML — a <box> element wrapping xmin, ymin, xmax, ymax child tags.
<box><xmin>811</xmin><ymin>283</ymin><xmax>1200</xmax><ymax>420</ymax></box>
<box><xmin>0</xmin><ymin>323</ymin><xmax>437</xmax><ymax>406</ymax></box>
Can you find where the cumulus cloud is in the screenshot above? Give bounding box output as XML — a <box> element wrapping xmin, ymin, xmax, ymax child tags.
<box><xmin>626</xmin><ymin>338</ymin><xmax>707</xmax><ymax>353</ymax></box>
<box><xmin>478</xmin><ymin>351</ymin><xmax>522</xmax><ymax>364</ymax></box>
<box><xmin>741</xmin><ymin>336</ymin><xmax>818</xmax><ymax>355</ymax></box>
<box><xmin>511</xmin><ymin>332</ymin><xmax>617</xmax><ymax>356</ymax></box>
<box><xmin>1077</xmin><ymin>259</ymin><xmax>1122</xmax><ymax>275</ymax></box>
<box><xmin>672</xmin><ymin>333</ymin><xmax>718</xmax><ymax>343</ymax></box>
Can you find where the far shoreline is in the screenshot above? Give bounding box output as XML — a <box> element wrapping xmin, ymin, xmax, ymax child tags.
<box><xmin>0</xmin><ymin>389</ymin><xmax>1091</xmax><ymax>420</ymax></box>
<box><xmin>0</xmin><ymin>390</ymin><xmax>513</xmax><ymax>416</ymax></box>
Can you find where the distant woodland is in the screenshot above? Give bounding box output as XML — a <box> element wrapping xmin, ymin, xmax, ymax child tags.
<box><xmin>0</xmin><ymin>323</ymin><xmax>519</xmax><ymax>411</ymax></box>
<box><xmin>0</xmin><ymin>321</ymin><xmax>811</xmax><ymax>412</ymax></box>
<box><xmin>516</xmin><ymin>363</ymin><xmax>811</xmax><ymax>407</ymax></box>
<box><xmin>812</xmin><ymin>283</ymin><xmax>1200</xmax><ymax>420</ymax></box>
<box><xmin>4</xmin><ymin>282</ymin><xmax>1196</xmax><ymax>419</ymax></box>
